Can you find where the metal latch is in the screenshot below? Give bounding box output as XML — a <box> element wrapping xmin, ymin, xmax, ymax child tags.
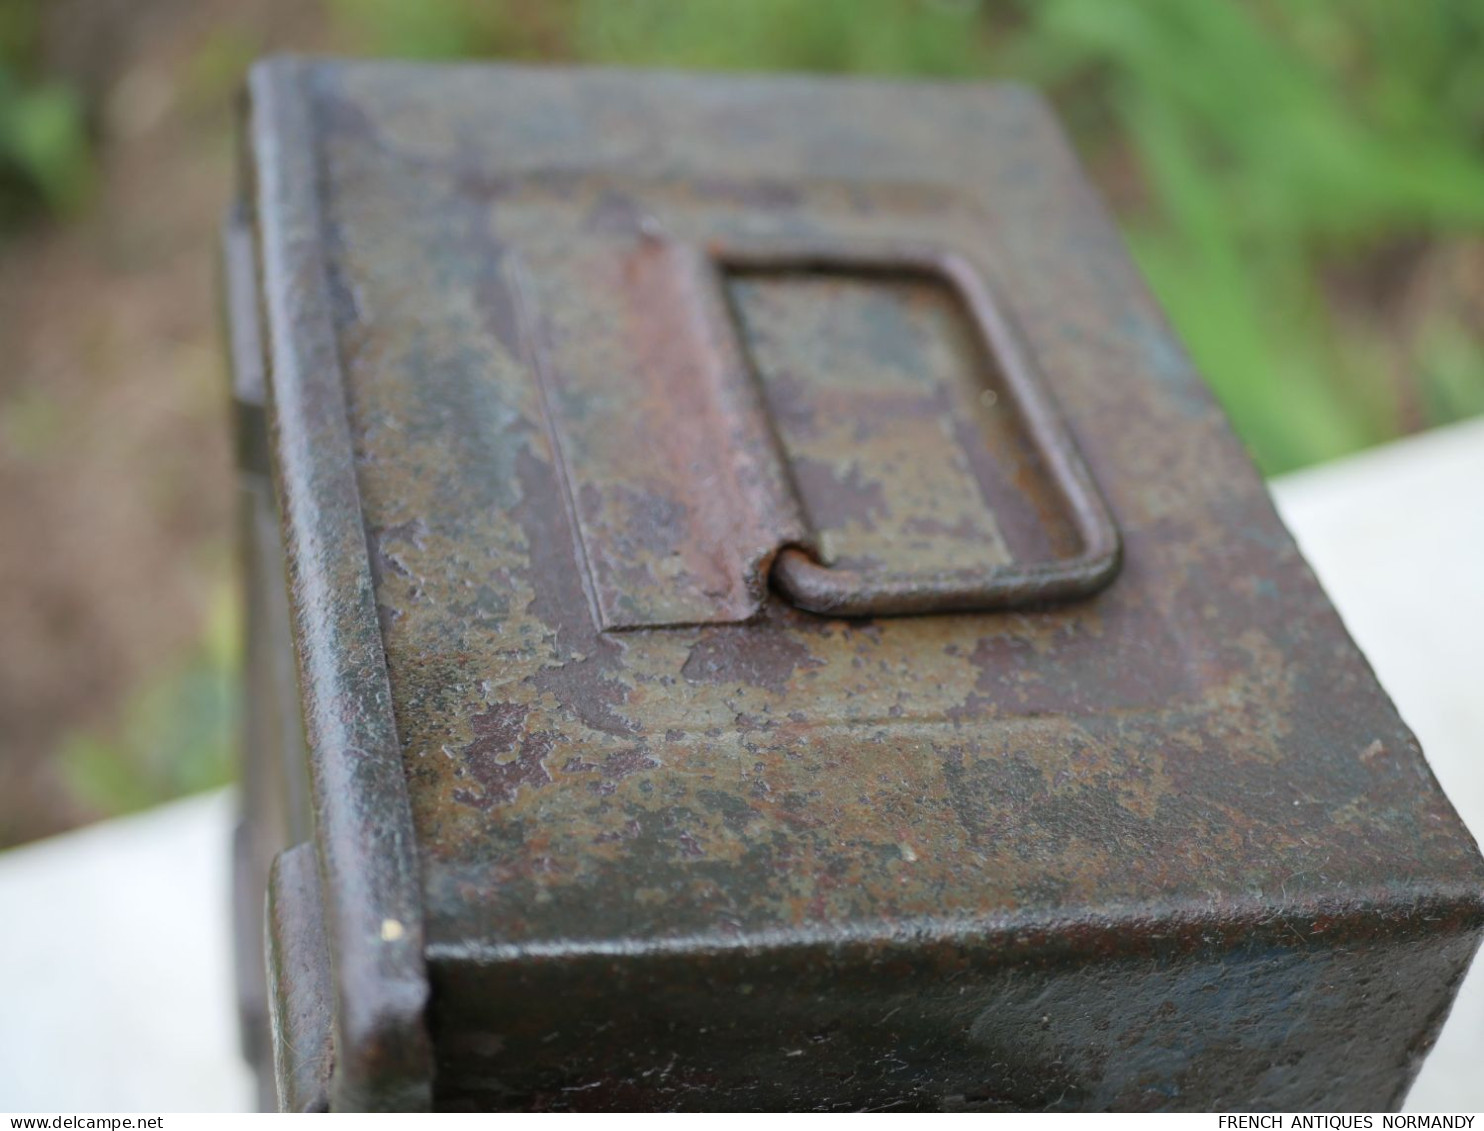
<box><xmin>525</xmin><ymin>231</ymin><xmax>1121</xmax><ymax>626</ymax></box>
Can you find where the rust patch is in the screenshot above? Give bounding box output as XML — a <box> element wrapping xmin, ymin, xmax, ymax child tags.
<box><xmin>681</xmin><ymin>623</ymin><xmax>824</xmax><ymax>695</ymax></box>
<box><xmin>455</xmin><ymin>703</ymin><xmax>555</xmax><ymax>809</ymax></box>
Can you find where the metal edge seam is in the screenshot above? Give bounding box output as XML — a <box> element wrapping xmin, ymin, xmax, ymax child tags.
<box><xmin>424</xmin><ymin>880</ymin><xmax>1484</xmax><ymax>969</ymax></box>
<box><xmin>246</xmin><ymin>55</ymin><xmax>433</xmax><ymax>1112</ymax></box>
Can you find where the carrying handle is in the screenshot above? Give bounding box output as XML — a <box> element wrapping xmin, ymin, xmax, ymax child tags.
<box><xmin>710</xmin><ymin>241</ymin><xmax>1122</xmax><ymax>618</ymax></box>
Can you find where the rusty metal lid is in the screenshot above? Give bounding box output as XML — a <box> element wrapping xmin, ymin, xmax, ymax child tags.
<box><xmin>243</xmin><ymin>59</ymin><xmax>1484</xmax><ymax>1108</ymax></box>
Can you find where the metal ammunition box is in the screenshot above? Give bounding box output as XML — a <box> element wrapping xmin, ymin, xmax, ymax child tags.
<box><xmin>225</xmin><ymin>58</ymin><xmax>1484</xmax><ymax>1112</ymax></box>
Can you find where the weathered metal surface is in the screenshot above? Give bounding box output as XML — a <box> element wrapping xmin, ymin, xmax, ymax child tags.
<box><xmin>245</xmin><ymin>63</ymin><xmax>433</xmax><ymax>1112</ymax></box>
<box><xmin>716</xmin><ymin>242</ymin><xmax>1120</xmax><ymax>616</ymax></box>
<box><xmin>224</xmin><ymin>199</ymin><xmax>303</xmax><ymax>1115</ymax></box>
<box><xmin>266</xmin><ymin>844</ymin><xmax>335</xmax><ymax>1112</ymax></box>
<box><xmin>232</xmin><ymin>58</ymin><xmax>1484</xmax><ymax>1111</ymax></box>
<box><xmin>525</xmin><ymin>235</ymin><xmax>811</xmax><ymax>630</ymax></box>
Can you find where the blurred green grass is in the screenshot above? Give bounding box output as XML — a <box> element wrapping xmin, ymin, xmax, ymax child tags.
<box><xmin>58</xmin><ymin>583</ymin><xmax>239</xmax><ymax>816</ymax></box>
<box><xmin>0</xmin><ymin>0</ymin><xmax>91</xmax><ymax>226</ymax></box>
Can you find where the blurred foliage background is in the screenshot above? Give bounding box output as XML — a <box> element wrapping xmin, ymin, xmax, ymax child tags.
<box><xmin>2</xmin><ymin>0</ymin><xmax>1482</xmax><ymax>845</ymax></box>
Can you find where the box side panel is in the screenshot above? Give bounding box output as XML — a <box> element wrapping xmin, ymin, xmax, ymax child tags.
<box><xmin>429</xmin><ymin>922</ymin><xmax>1482</xmax><ymax>1112</ymax></box>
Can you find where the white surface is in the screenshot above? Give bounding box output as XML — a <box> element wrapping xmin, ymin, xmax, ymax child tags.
<box><xmin>0</xmin><ymin>789</ymin><xmax>255</xmax><ymax>1112</ymax></box>
<box><xmin>0</xmin><ymin>418</ymin><xmax>1480</xmax><ymax>1113</ymax></box>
